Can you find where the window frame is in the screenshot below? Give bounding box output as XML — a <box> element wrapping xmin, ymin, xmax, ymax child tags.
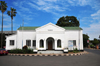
<box><xmin>10</xmin><ymin>40</ymin><xmax>14</xmax><ymax>46</ymax></box>
<box><xmin>57</xmin><ymin>39</ymin><xmax>61</xmax><ymax>48</ymax></box>
<box><xmin>73</xmin><ymin>40</ymin><xmax>76</xmax><ymax>46</ymax></box>
<box><xmin>33</xmin><ymin>40</ymin><xmax>36</xmax><ymax>47</ymax></box>
<box><xmin>40</xmin><ymin>39</ymin><xmax>44</xmax><ymax>48</ymax></box>
<box><xmin>26</xmin><ymin>40</ymin><xmax>31</xmax><ymax>46</ymax></box>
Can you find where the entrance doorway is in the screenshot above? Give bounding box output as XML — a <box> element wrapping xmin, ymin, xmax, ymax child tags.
<box><xmin>48</xmin><ymin>40</ymin><xmax>52</xmax><ymax>50</ymax></box>
<box><xmin>46</xmin><ymin>37</ymin><xmax>54</xmax><ymax>50</ymax></box>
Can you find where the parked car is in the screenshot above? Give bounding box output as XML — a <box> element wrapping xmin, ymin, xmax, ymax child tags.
<box><xmin>0</xmin><ymin>48</ymin><xmax>8</xmax><ymax>55</ymax></box>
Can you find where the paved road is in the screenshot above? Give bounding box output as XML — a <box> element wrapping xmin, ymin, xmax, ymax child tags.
<box><xmin>84</xmin><ymin>48</ymin><xmax>100</xmax><ymax>55</ymax></box>
<box><xmin>0</xmin><ymin>49</ymin><xmax>100</xmax><ymax>66</ymax></box>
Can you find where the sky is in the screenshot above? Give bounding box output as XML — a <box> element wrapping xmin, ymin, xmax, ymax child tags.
<box><xmin>0</xmin><ymin>0</ymin><xmax>100</xmax><ymax>40</ymax></box>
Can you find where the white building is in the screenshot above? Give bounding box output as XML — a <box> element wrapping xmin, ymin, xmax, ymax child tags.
<box><xmin>6</xmin><ymin>23</ymin><xmax>83</xmax><ymax>53</ymax></box>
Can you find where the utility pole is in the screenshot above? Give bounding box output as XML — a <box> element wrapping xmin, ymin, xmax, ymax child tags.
<box><xmin>22</xmin><ymin>19</ymin><xmax>24</xmax><ymax>49</ymax></box>
<box><xmin>78</xmin><ymin>18</ymin><xmax>80</xmax><ymax>51</ymax></box>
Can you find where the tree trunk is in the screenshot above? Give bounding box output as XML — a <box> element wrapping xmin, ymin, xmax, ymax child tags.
<box><xmin>11</xmin><ymin>19</ymin><xmax>13</xmax><ymax>33</ymax></box>
<box><xmin>1</xmin><ymin>12</ymin><xmax>3</xmax><ymax>48</ymax></box>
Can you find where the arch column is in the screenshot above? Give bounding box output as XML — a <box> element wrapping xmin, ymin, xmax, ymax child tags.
<box><xmin>31</xmin><ymin>40</ymin><xmax>32</xmax><ymax>49</ymax></box>
<box><xmin>55</xmin><ymin>38</ymin><xmax>57</xmax><ymax>50</ymax></box>
<box><xmin>44</xmin><ymin>39</ymin><xmax>46</xmax><ymax>50</ymax></box>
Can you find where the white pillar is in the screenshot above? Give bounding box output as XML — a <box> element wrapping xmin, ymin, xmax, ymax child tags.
<box><xmin>36</xmin><ymin>40</ymin><xmax>39</xmax><ymax>50</ymax></box>
<box><xmin>31</xmin><ymin>40</ymin><xmax>32</xmax><ymax>49</ymax></box>
<box><xmin>44</xmin><ymin>39</ymin><xmax>46</xmax><ymax>50</ymax></box>
<box><xmin>55</xmin><ymin>38</ymin><xmax>57</xmax><ymax>50</ymax></box>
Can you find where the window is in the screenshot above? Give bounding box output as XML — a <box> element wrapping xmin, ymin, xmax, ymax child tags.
<box><xmin>10</xmin><ymin>40</ymin><xmax>14</xmax><ymax>45</ymax></box>
<box><xmin>26</xmin><ymin>40</ymin><xmax>31</xmax><ymax>46</ymax></box>
<box><xmin>40</xmin><ymin>39</ymin><xmax>44</xmax><ymax>48</ymax></box>
<box><xmin>73</xmin><ymin>40</ymin><xmax>76</xmax><ymax>46</ymax></box>
<box><xmin>68</xmin><ymin>40</ymin><xmax>76</xmax><ymax>50</ymax></box>
<box><xmin>57</xmin><ymin>39</ymin><xmax>61</xmax><ymax>47</ymax></box>
<box><xmin>33</xmin><ymin>40</ymin><xmax>36</xmax><ymax>46</ymax></box>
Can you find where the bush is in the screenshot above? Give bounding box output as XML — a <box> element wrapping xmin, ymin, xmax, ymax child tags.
<box><xmin>73</xmin><ymin>48</ymin><xmax>79</xmax><ymax>53</ymax></box>
<box><xmin>9</xmin><ymin>49</ymin><xmax>23</xmax><ymax>53</ymax></box>
<box><xmin>22</xmin><ymin>49</ymin><xmax>33</xmax><ymax>54</ymax></box>
<box><xmin>90</xmin><ymin>44</ymin><xmax>95</xmax><ymax>48</ymax></box>
<box><xmin>9</xmin><ymin>49</ymin><xmax>33</xmax><ymax>54</ymax></box>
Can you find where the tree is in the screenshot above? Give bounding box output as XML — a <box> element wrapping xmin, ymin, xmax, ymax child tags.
<box><xmin>7</xmin><ymin>7</ymin><xmax>17</xmax><ymax>33</ymax></box>
<box><xmin>99</xmin><ymin>35</ymin><xmax>100</xmax><ymax>43</ymax></box>
<box><xmin>92</xmin><ymin>38</ymin><xmax>99</xmax><ymax>45</ymax></box>
<box><xmin>83</xmin><ymin>34</ymin><xmax>89</xmax><ymax>47</ymax></box>
<box><xmin>0</xmin><ymin>1</ymin><xmax>7</xmax><ymax>48</ymax></box>
<box><xmin>0</xmin><ymin>33</ymin><xmax>5</xmax><ymax>48</ymax></box>
<box><xmin>56</xmin><ymin>16</ymin><xmax>80</xmax><ymax>27</ymax></box>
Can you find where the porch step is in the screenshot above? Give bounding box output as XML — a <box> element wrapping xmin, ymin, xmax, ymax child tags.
<box><xmin>38</xmin><ymin>50</ymin><xmax>63</xmax><ymax>54</ymax></box>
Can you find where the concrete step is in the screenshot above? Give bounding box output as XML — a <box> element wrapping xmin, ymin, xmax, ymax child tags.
<box><xmin>38</xmin><ymin>50</ymin><xmax>63</xmax><ymax>54</ymax></box>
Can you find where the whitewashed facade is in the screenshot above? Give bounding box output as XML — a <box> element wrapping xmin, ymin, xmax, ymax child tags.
<box><xmin>6</xmin><ymin>23</ymin><xmax>83</xmax><ymax>53</ymax></box>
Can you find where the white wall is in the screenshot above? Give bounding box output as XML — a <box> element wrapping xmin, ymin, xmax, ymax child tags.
<box><xmin>17</xmin><ymin>30</ymin><xmax>36</xmax><ymax>49</ymax></box>
<box><xmin>64</xmin><ymin>30</ymin><xmax>83</xmax><ymax>50</ymax></box>
<box><xmin>6</xmin><ymin>34</ymin><xmax>17</xmax><ymax>50</ymax></box>
<box><xmin>36</xmin><ymin>23</ymin><xmax>65</xmax><ymax>32</ymax></box>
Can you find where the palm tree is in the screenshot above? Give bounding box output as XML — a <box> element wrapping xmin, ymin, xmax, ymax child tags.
<box><xmin>7</xmin><ymin>7</ymin><xmax>17</xmax><ymax>33</ymax></box>
<box><xmin>0</xmin><ymin>1</ymin><xmax>7</xmax><ymax>48</ymax></box>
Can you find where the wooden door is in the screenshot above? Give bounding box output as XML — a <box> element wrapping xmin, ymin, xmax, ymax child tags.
<box><xmin>48</xmin><ymin>41</ymin><xmax>52</xmax><ymax>50</ymax></box>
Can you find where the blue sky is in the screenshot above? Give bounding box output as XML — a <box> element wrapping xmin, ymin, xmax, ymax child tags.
<box><xmin>0</xmin><ymin>0</ymin><xmax>100</xmax><ymax>40</ymax></box>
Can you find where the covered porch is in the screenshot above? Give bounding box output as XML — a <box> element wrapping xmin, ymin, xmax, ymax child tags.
<box><xmin>38</xmin><ymin>37</ymin><xmax>62</xmax><ymax>50</ymax></box>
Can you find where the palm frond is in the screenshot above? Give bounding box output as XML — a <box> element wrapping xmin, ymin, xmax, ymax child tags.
<box><xmin>7</xmin><ymin>11</ymin><xmax>11</xmax><ymax>16</ymax></box>
<box><xmin>14</xmin><ymin>11</ymin><xmax>17</xmax><ymax>14</ymax></box>
<box><xmin>0</xmin><ymin>1</ymin><xmax>7</xmax><ymax>13</ymax></box>
<box><xmin>8</xmin><ymin>7</ymin><xmax>17</xmax><ymax>19</ymax></box>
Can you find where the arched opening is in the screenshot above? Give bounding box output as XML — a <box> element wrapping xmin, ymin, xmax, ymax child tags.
<box><xmin>46</xmin><ymin>37</ymin><xmax>54</xmax><ymax>50</ymax></box>
<box><xmin>57</xmin><ymin>39</ymin><xmax>61</xmax><ymax>48</ymax></box>
<box><xmin>40</xmin><ymin>39</ymin><xmax>44</xmax><ymax>48</ymax></box>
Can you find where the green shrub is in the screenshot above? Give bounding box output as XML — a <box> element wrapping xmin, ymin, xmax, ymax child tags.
<box><xmin>90</xmin><ymin>44</ymin><xmax>95</xmax><ymax>48</ymax></box>
<box><xmin>9</xmin><ymin>49</ymin><xmax>33</xmax><ymax>54</ymax></box>
<box><xmin>9</xmin><ymin>49</ymin><xmax>22</xmax><ymax>53</ymax></box>
<box><xmin>73</xmin><ymin>48</ymin><xmax>79</xmax><ymax>53</ymax></box>
<box><xmin>22</xmin><ymin>49</ymin><xmax>33</xmax><ymax>54</ymax></box>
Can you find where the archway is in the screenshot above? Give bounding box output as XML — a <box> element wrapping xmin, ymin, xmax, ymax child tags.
<box><xmin>46</xmin><ymin>37</ymin><xmax>54</xmax><ymax>50</ymax></box>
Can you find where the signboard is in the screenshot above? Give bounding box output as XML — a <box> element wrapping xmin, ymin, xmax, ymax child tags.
<box><xmin>87</xmin><ymin>40</ymin><xmax>89</xmax><ymax>43</ymax></box>
<box><xmin>68</xmin><ymin>40</ymin><xmax>73</xmax><ymax>50</ymax></box>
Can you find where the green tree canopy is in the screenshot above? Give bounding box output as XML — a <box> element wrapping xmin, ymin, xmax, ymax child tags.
<box><xmin>93</xmin><ymin>38</ymin><xmax>99</xmax><ymax>45</ymax></box>
<box><xmin>83</xmin><ymin>34</ymin><xmax>89</xmax><ymax>47</ymax></box>
<box><xmin>56</xmin><ymin>16</ymin><xmax>80</xmax><ymax>27</ymax></box>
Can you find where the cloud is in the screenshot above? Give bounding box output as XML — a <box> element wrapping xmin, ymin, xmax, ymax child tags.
<box><xmin>0</xmin><ymin>24</ymin><xmax>11</xmax><ymax>28</ymax></box>
<box><xmin>82</xmin><ymin>22</ymin><xmax>100</xmax><ymax>40</ymax></box>
<box><xmin>12</xmin><ymin>0</ymin><xmax>100</xmax><ymax>16</ymax></box>
<box><xmin>67</xmin><ymin>0</ymin><xmax>100</xmax><ymax>10</ymax></box>
<box><xmin>82</xmin><ymin>10</ymin><xmax>100</xmax><ymax>40</ymax></box>
<box><xmin>0</xmin><ymin>13</ymin><xmax>11</xmax><ymax>23</ymax></box>
<box><xmin>13</xmin><ymin>1</ymin><xmax>32</xmax><ymax>13</ymax></box>
<box><xmin>17</xmin><ymin>11</ymin><xmax>34</xmax><ymax>21</ymax></box>
<box><xmin>29</xmin><ymin>0</ymin><xmax>67</xmax><ymax>12</ymax></box>
<box><xmin>91</xmin><ymin>10</ymin><xmax>100</xmax><ymax>20</ymax></box>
